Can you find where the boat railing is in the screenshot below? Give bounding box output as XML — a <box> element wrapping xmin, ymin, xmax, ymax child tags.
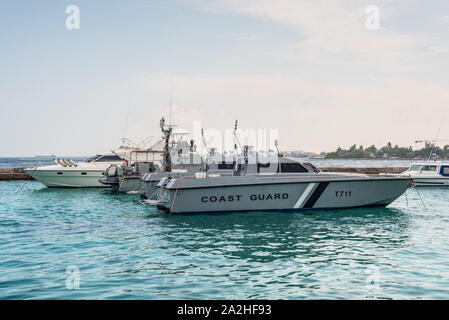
<box><xmin>141</xmin><ymin>188</ymin><xmax>169</xmax><ymax>206</ymax></box>
<box><xmin>126</xmin><ymin>181</ymin><xmax>147</xmax><ymax>195</ymax></box>
<box><xmin>129</xmin><ymin>150</ymin><xmax>163</xmax><ymax>165</ymax></box>
<box><xmin>54</xmin><ymin>158</ymin><xmax>78</xmax><ymax>167</ymax></box>
<box><xmin>18</xmin><ymin>158</ymin><xmax>55</xmax><ymax>169</ymax></box>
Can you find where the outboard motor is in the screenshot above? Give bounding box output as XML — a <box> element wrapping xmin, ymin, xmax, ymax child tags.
<box><xmin>106</xmin><ymin>165</ymin><xmax>117</xmax><ymax>177</ymax></box>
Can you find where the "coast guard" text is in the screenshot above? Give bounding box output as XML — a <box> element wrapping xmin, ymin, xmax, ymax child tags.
<box><xmin>201</xmin><ymin>193</ymin><xmax>288</xmax><ymax>203</ymax></box>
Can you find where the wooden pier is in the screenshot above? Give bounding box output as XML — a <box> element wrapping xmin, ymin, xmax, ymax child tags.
<box><xmin>0</xmin><ymin>168</ymin><xmax>34</xmax><ymax>181</ymax></box>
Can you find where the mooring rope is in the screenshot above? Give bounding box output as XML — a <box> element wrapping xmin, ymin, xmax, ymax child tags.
<box><xmin>17</xmin><ymin>168</ymin><xmax>33</xmax><ymax>193</ymax></box>
<box><xmin>117</xmin><ymin>176</ymin><xmax>127</xmax><ymax>193</ymax></box>
<box><xmin>405</xmin><ymin>189</ymin><xmax>409</xmax><ymax>208</ymax></box>
<box><xmin>169</xmin><ymin>176</ymin><xmax>195</xmax><ymax>215</ymax></box>
<box><xmin>169</xmin><ymin>178</ymin><xmax>182</xmax><ymax>216</ymax></box>
<box><xmin>415</xmin><ymin>187</ymin><xmax>426</xmax><ymax>209</ymax></box>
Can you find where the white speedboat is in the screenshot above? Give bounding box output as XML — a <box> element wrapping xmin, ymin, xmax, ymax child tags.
<box><xmin>401</xmin><ymin>161</ymin><xmax>449</xmax><ymax>186</ymax></box>
<box><xmin>24</xmin><ymin>147</ymin><xmax>137</xmax><ymax>188</ymax></box>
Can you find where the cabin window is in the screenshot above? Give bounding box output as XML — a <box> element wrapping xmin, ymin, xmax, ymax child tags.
<box><xmin>96</xmin><ymin>155</ymin><xmax>123</xmax><ymax>162</ymax></box>
<box><xmin>409</xmin><ymin>165</ymin><xmax>422</xmax><ymax>171</ymax></box>
<box><xmin>280</xmin><ymin>163</ymin><xmax>308</xmax><ymax>173</ymax></box>
<box><xmin>81</xmin><ymin>172</ymin><xmax>87</xmax><ymax>175</ymax></box>
<box><xmin>57</xmin><ymin>172</ymin><xmax>63</xmax><ymax>175</ymax></box>
<box><xmin>257</xmin><ymin>162</ymin><xmax>271</xmax><ymax>173</ymax></box>
<box><xmin>87</xmin><ymin>155</ymin><xmax>100</xmax><ymax>162</ymax></box>
<box><xmin>88</xmin><ymin>155</ymin><xmax>123</xmax><ymax>162</ymax></box>
<box><xmin>302</xmin><ymin>163</ymin><xmax>320</xmax><ymax>173</ymax></box>
<box><xmin>218</xmin><ymin>162</ymin><xmax>235</xmax><ymax>170</ymax></box>
<box><xmin>421</xmin><ymin>165</ymin><xmax>437</xmax><ymax>172</ymax></box>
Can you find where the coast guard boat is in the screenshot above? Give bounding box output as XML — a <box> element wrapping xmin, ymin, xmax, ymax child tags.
<box><xmin>146</xmin><ymin>149</ymin><xmax>412</xmax><ymax>214</ymax></box>
<box><xmin>401</xmin><ymin>161</ymin><xmax>449</xmax><ymax>186</ymax></box>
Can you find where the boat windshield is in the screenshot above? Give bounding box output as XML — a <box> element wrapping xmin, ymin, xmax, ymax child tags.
<box><xmin>421</xmin><ymin>165</ymin><xmax>437</xmax><ymax>172</ymax></box>
<box><xmin>302</xmin><ymin>162</ymin><xmax>320</xmax><ymax>173</ymax></box>
<box><xmin>88</xmin><ymin>155</ymin><xmax>123</xmax><ymax>163</ymax></box>
<box><xmin>217</xmin><ymin>162</ymin><xmax>235</xmax><ymax>170</ymax></box>
<box><xmin>279</xmin><ymin>162</ymin><xmax>309</xmax><ymax>173</ymax></box>
<box><xmin>409</xmin><ymin>165</ymin><xmax>422</xmax><ymax>171</ymax></box>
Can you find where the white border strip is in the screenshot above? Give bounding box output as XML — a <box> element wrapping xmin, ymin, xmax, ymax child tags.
<box><xmin>294</xmin><ymin>183</ymin><xmax>317</xmax><ymax>208</ymax></box>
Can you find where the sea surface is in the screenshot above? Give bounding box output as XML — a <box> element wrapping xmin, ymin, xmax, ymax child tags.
<box><xmin>1</xmin><ymin>177</ymin><xmax>449</xmax><ymax>299</ymax></box>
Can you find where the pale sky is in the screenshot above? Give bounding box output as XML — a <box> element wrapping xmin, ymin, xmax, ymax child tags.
<box><xmin>1</xmin><ymin>0</ymin><xmax>449</xmax><ymax>156</ymax></box>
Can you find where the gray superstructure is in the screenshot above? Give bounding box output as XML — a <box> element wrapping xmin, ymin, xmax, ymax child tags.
<box><xmin>141</xmin><ymin>149</ymin><xmax>235</xmax><ymax>199</ymax></box>
<box><xmin>100</xmin><ymin>117</ymin><xmax>205</xmax><ymax>194</ymax></box>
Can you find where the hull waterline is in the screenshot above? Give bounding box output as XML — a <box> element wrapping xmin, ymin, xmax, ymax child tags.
<box><xmin>413</xmin><ymin>178</ymin><xmax>449</xmax><ymax>187</ymax></box>
<box><xmin>24</xmin><ymin>169</ymin><xmax>107</xmax><ymax>188</ymax></box>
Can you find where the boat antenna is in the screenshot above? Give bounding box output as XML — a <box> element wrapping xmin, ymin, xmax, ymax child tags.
<box><xmin>121</xmin><ymin>103</ymin><xmax>132</xmax><ymax>146</ymax></box>
<box><xmin>233</xmin><ymin>120</ymin><xmax>243</xmax><ymax>154</ymax></box>
<box><xmin>160</xmin><ymin>116</ymin><xmax>176</xmax><ymax>172</ymax></box>
<box><xmin>427</xmin><ymin>118</ymin><xmax>445</xmax><ymax>161</ymax></box>
<box><xmin>122</xmin><ymin>117</ymin><xmax>129</xmax><ymax>146</ymax></box>
<box><xmin>201</xmin><ymin>129</ymin><xmax>209</xmax><ymax>153</ymax></box>
<box><xmin>275</xmin><ymin>139</ymin><xmax>280</xmax><ymax>158</ymax></box>
<box><xmin>169</xmin><ymin>82</ymin><xmax>175</xmax><ymax>126</ymax></box>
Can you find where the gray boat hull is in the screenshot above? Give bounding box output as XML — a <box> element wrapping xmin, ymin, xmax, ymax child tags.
<box><xmin>142</xmin><ymin>172</ymin><xmax>174</xmax><ymax>199</ymax></box>
<box><xmin>157</xmin><ymin>175</ymin><xmax>412</xmax><ymax>214</ymax></box>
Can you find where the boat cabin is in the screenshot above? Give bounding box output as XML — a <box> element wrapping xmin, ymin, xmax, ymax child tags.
<box><xmin>87</xmin><ymin>154</ymin><xmax>124</xmax><ymax>163</ymax></box>
<box><xmin>407</xmin><ymin>162</ymin><xmax>449</xmax><ymax>177</ymax></box>
<box><xmin>233</xmin><ymin>156</ymin><xmax>320</xmax><ymax>176</ymax></box>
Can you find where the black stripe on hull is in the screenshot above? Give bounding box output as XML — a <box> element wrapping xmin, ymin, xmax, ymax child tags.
<box><xmin>303</xmin><ymin>182</ymin><xmax>329</xmax><ymax>208</ymax></box>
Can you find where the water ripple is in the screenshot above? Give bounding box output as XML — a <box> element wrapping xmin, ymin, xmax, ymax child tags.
<box><xmin>0</xmin><ymin>181</ymin><xmax>448</xmax><ymax>299</ymax></box>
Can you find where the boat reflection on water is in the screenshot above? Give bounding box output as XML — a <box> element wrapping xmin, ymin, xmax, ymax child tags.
<box><xmin>151</xmin><ymin>207</ymin><xmax>412</xmax><ymax>264</ymax></box>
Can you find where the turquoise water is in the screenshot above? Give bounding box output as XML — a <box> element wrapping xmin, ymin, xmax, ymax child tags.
<box><xmin>1</xmin><ymin>181</ymin><xmax>449</xmax><ymax>299</ymax></box>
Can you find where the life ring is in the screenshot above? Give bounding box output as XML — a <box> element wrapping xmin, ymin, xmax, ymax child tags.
<box><xmin>124</xmin><ymin>159</ymin><xmax>129</xmax><ymax>166</ymax></box>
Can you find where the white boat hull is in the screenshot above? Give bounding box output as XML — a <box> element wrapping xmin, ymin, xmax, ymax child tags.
<box><xmin>25</xmin><ymin>169</ymin><xmax>106</xmax><ymax>188</ymax></box>
<box><xmin>413</xmin><ymin>177</ymin><xmax>449</xmax><ymax>187</ymax></box>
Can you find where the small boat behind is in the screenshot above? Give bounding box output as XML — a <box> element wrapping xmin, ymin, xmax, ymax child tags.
<box><xmin>99</xmin><ymin>150</ymin><xmax>164</xmax><ymax>193</ymax></box>
<box><xmin>99</xmin><ymin>120</ymin><xmax>206</xmax><ymax>194</ymax></box>
<box><xmin>401</xmin><ymin>161</ymin><xmax>449</xmax><ymax>186</ymax></box>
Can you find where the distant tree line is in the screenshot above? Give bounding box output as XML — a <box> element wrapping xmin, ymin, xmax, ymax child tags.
<box><xmin>325</xmin><ymin>142</ymin><xmax>449</xmax><ymax>159</ymax></box>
